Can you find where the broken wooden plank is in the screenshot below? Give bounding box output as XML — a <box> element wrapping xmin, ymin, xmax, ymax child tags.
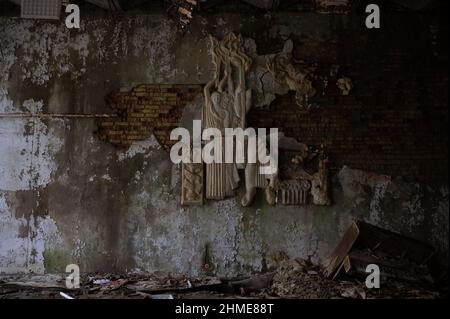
<box><xmin>322</xmin><ymin>221</ymin><xmax>359</xmax><ymax>277</ymax></box>
<box><xmin>323</xmin><ymin>220</ymin><xmax>435</xmax><ymax>281</ymax></box>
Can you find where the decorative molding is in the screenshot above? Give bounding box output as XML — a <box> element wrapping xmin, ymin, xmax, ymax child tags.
<box><xmin>181</xmin><ymin>163</ymin><xmax>204</xmax><ymax>206</ymax></box>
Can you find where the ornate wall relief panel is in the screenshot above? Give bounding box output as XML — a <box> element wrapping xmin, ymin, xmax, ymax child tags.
<box><xmin>203</xmin><ymin>33</ymin><xmax>253</xmax><ymax>201</ymax></box>
<box><xmin>181</xmin><ymin>163</ymin><xmax>204</xmax><ymax>206</ymax></box>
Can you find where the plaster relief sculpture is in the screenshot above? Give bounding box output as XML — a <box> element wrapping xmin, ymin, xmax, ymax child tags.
<box><xmin>267</xmin><ymin>40</ymin><xmax>353</xmax><ymax>111</ymax></box>
<box><xmin>276</xmin><ymin>180</ymin><xmax>311</xmax><ymax>205</ymax></box>
<box><xmin>181</xmin><ymin>163</ymin><xmax>204</xmax><ymax>205</ymax></box>
<box><xmin>175</xmin><ymin>35</ymin><xmax>333</xmax><ymax>208</ymax></box>
<box><xmin>267</xmin><ymin>40</ymin><xmax>317</xmax><ymax>112</ymax></box>
<box><xmin>203</xmin><ymin>33</ymin><xmax>252</xmax><ymax>200</ymax></box>
<box><xmin>276</xmin><ymin>142</ymin><xmax>331</xmax><ymax>206</ymax></box>
<box><xmin>202</xmin><ymin>33</ymin><xmax>279</xmax><ymax>206</ymax></box>
<box><xmin>242</xmin><ymin>160</ymin><xmax>278</xmax><ymax>207</ymax></box>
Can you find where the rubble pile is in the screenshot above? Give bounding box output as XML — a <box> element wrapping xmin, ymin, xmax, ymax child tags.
<box><xmin>265</xmin><ymin>259</ymin><xmax>444</xmax><ymax>299</ymax></box>
<box><xmin>268</xmin><ymin>259</ymin><xmax>344</xmax><ymax>298</ymax></box>
<box><xmin>0</xmin><ymin>221</ymin><xmax>446</xmax><ymax>299</ymax></box>
<box><xmin>0</xmin><ymin>263</ymin><xmax>445</xmax><ymax>299</ymax></box>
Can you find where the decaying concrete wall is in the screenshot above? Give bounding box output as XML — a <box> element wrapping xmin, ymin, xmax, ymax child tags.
<box><xmin>0</xmin><ymin>12</ymin><xmax>448</xmax><ymax>276</ymax></box>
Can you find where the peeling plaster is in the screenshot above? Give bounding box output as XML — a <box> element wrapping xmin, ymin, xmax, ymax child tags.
<box><xmin>0</xmin><ymin>16</ymin><xmax>178</xmax><ymax>89</ymax></box>
<box><xmin>0</xmin><ymin>100</ymin><xmax>63</xmax><ymax>191</ymax></box>
<box><xmin>0</xmin><ymin>88</ymin><xmax>14</xmax><ymax>113</ymax></box>
<box><xmin>0</xmin><ymin>14</ymin><xmax>448</xmax><ymax>276</ymax></box>
<box><xmin>0</xmin><ymin>192</ymin><xmax>62</xmax><ymax>274</ymax></box>
<box><xmin>117</xmin><ymin>135</ymin><xmax>161</xmax><ymax>161</ymax></box>
<box><xmin>338</xmin><ymin>166</ymin><xmax>449</xmax><ymax>263</ymax></box>
<box><xmin>130</xmin><ymin>19</ymin><xmax>177</xmax><ymax>82</ymax></box>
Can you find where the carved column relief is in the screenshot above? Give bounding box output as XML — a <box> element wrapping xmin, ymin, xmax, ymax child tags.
<box><xmin>181</xmin><ymin>163</ymin><xmax>204</xmax><ymax>205</ymax></box>
<box><xmin>276</xmin><ymin>180</ymin><xmax>311</xmax><ymax>205</ymax></box>
<box><xmin>203</xmin><ymin>33</ymin><xmax>253</xmax><ymax>200</ymax></box>
<box><xmin>274</xmin><ymin>143</ymin><xmax>331</xmax><ymax>206</ymax></box>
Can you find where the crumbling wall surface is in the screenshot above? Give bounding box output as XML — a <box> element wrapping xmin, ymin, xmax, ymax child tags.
<box><xmin>0</xmin><ymin>12</ymin><xmax>448</xmax><ymax>276</ymax></box>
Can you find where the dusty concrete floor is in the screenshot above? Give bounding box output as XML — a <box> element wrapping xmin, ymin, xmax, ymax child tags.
<box><xmin>1</xmin><ymin>260</ymin><xmax>446</xmax><ymax>299</ymax></box>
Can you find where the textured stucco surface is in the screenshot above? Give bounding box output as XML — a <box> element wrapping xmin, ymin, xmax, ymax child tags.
<box><xmin>0</xmin><ymin>12</ymin><xmax>448</xmax><ymax>276</ymax></box>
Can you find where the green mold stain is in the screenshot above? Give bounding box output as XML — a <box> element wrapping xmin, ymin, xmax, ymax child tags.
<box><xmin>43</xmin><ymin>249</ymin><xmax>71</xmax><ymax>273</ymax></box>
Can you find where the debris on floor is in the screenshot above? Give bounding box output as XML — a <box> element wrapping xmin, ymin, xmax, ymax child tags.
<box><xmin>265</xmin><ymin>258</ymin><xmax>443</xmax><ymax>299</ymax></box>
<box><xmin>0</xmin><ymin>260</ymin><xmax>446</xmax><ymax>299</ymax></box>
<box><xmin>0</xmin><ymin>221</ymin><xmax>446</xmax><ymax>299</ymax></box>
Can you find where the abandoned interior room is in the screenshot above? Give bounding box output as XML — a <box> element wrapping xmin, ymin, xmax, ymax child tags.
<box><xmin>0</xmin><ymin>0</ymin><xmax>448</xmax><ymax>300</ymax></box>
